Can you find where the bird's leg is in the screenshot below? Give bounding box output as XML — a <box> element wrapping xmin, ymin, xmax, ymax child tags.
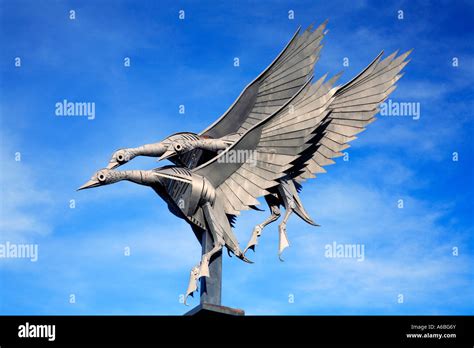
<box><xmin>199</xmin><ymin>203</ymin><xmax>226</xmax><ymax>277</ymax></box>
<box><xmin>276</xmin><ymin>178</ymin><xmax>299</xmax><ymax>260</ymax></box>
<box><xmin>184</xmin><ymin>203</ymin><xmax>225</xmax><ymax>305</ymax></box>
<box><xmin>184</xmin><ymin>235</ymin><xmax>224</xmax><ymax>305</ymax></box>
<box><xmin>199</xmin><ymin>237</ymin><xmax>224</xmax><ymax>278</ymax></box>
<box><xmin>278</xmin><ymin>202</ymin><xmax>294</xmax><ymax>261</ymax></box>
<box><xmin>244</xmin><ymin>203</ymin><xmax>281</xmax><ymax>254</ymax></box>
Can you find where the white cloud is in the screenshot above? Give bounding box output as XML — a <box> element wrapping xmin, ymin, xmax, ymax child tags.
<box><xmin>0</xmin><ymin>132</ymin><xmax>54</xmax><ymax>241</ymax></box>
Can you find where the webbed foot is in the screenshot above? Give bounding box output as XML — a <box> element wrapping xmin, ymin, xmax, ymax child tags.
<box><xmin>244</xmin><ymin>224</ymin><xmax>263</xmax><ymax>254</ymax></box>
<box><xmin>278</xmin><ymin>223</ymin><xmax>290</xmax><ymax>261</ymax></box>
<box><xmin>184</xmin><ymin>265</ymin><xmax>200</xmax><ymax>306</ymax></box>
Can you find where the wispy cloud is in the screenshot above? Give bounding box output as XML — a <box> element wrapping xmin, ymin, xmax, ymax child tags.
<box><xmin>0</xmin><ymin>132</ymin><xmax>54</xmax><ymax>241</ymax></box>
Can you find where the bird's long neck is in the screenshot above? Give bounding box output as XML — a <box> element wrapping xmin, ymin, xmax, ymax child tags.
<box><xmin>111</xmin><ymin>170</ymin><xmax>159</xmax><ymax>186</ymax></box>
<box><xmin>128</xmin><ymin>143</ymin><xmax>164</xmax><ymax>157</ymax></box>
<box><xmin>195</xmin><ymin>137</ymin><xmax>232</xmax><ymax>152</ymax></box>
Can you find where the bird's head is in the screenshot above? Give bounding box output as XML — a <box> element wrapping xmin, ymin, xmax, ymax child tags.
<box><xmin>77</xmin><ymin>167</ymin><xmax>176</xmax><ymax>192</ymax></box>
<box><xmin>159</xmin><ymin>139</ymin><xmax>193</xmax><ymax>161</ymax></box>
<box><xmin>106</xmin><ymin>149</ymin><xmax>136</xmax><ymax>169</ymax></box>
<box><xmin>158</xmin><ymin>132</ymin><xmax>199</xmax><ymax>161</ymax></box>
<box><xmin>77</xmin><ymin>168</ymin><xmax>121</xmax><ymax>190</ymax></box>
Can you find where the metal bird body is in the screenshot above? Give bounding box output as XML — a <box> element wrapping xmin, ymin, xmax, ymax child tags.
<box><xmin>107</xmin><ymin>132</ymin><xmax>318</xmax><ymax>257</ymax></box>
<box><xmin>78</xmin><ymin>166</ymin><xmax>249</xmax><ymax>302</ymax></box>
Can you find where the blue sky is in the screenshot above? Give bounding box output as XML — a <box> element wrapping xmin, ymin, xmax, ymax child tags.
<box><xmin>0</xmin><ymin>0</ymin><xmax>473</xmax><ymax>315</ymax></box>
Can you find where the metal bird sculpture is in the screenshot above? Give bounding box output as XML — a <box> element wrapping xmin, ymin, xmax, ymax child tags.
<box><xmin>104</xmin><ymin>22</ymin><xmax>328</xmax><ymax>259</ymax></box>
<box><xmin>79</xmin><ymin>21</ymin><xmax>411</xmax><ymax>304</ymax></box>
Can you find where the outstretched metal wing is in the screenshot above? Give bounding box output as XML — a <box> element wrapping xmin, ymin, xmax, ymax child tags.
<box><xmin>194</xmin><ymin>50</ymin><xmax>411</xmax><ymax>216</ymax></box>
<box><xmin>193</xmin><ymin>72</ymin><xmax>340</xmax><ymax>216</ymax></box>
<box><xmin>292</xmin><ymin>50</ymin><xmax>412</xmax><ymax>182</ymax></box>
<box><xmin>200</xmin><ymin>21</ymin><xmax>328</xmax><ymax>139</ymax></box>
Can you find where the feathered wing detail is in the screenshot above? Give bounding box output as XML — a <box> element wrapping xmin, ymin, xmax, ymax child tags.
<box><xmin>194</xmin><ymin>73</ymin><xmax>340</xmax><ymax>216</ymax></box>
<box><xmin>293</xmin><ymin>50</ymin><xmax>412</xmax><ymax>182</ymax></box>
<box><xmin>200</xmin><ymin>21</ymin><xmax>328</xmax><ymax>139</ymax></box>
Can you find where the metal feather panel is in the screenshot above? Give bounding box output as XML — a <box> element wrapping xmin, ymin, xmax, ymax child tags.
<box><xmin>194</xmin><ymin>73</ymin><xmax>339</xmax><ymax>216</ymax></box>
<box><xmin>292</xmin><ymin>50</ymin><xmax>411</xmax><ymax>183</ymax></box>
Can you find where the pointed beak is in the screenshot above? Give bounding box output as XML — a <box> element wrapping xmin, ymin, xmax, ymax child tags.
<box><xmin>106</xmin><ymin>160</ymin><xmax>120</xmax><ymax>170</ymax></box>
<box><xmin>77</xmin><ymin>178</ymin><xmax>101</xmax><ymax>191</ymax></box>
<box><xmin>159</xmin><ymin>149</ymin><xmax>177</xmax><ymax>161</ymax></box>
